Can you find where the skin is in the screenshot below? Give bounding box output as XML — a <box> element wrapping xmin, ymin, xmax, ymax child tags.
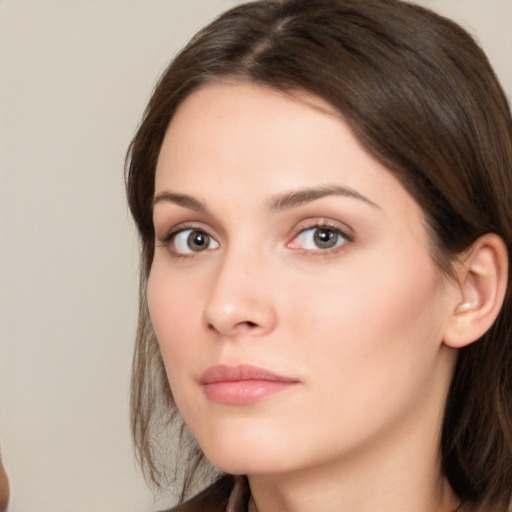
<box><xmin>148</xmin><ymin>82</ymin><xmax>462</xmax><ymax>512</ymax></box>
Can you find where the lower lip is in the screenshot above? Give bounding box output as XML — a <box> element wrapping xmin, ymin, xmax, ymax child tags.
<box><xmin>203</xmin><ymin>380</ymin><xmax>297</xmax><ymax>404</ymax></box>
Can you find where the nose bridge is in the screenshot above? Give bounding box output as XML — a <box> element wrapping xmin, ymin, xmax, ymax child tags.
<box><xmin>203</xmin><ymin>238</ymin><xmax>277</xmax><ymax>337</ymax></box>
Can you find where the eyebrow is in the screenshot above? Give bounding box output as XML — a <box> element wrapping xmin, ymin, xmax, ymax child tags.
<box><xmin>152</xmin><ymin>184</ymin><xmax>379</xmax><ymax>213</ymax></box>
<box><xmin>152</xmin><ymin>191</ymin><xmax>208</xmax><ymax>212</ymax></box>
<box><xmin>268</xmin><ymin>184</ymin><xmax>379</xmax><ymax>210</ymax></box>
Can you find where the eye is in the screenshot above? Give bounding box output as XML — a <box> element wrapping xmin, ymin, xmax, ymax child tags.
<box><xmin>171</xmin><ymin>229</ymin><xmax>219</xmax><ymax>254</ymax></box>
<box><xmin>291</xmin><ymin>225</ymin><xmax>351</xmax><ymax>252</ymax></box>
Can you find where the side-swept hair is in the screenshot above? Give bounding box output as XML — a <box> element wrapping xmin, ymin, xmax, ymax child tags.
<box><xmin>126</xmin><ymin>0</ymin><xmax>512</xmax><ymax>508</ymax></box>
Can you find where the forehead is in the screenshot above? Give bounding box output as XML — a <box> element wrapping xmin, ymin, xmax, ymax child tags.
<box><xmin>155</xmin><ymin>82</ymin><xmax>421</xmax><ymax>221</ymax></box>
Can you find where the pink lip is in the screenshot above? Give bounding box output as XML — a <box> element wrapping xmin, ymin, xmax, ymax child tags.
<box><xmin>200</xmin><ymin>364</ymin><xmax>299</xmax><ymax>404</ymax></box>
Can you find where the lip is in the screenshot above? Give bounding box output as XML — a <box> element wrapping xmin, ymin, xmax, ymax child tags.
<box><xmin>200</xmin><ymin>364</ymin><xmax>299</xmax><ymax>404</ymax></box>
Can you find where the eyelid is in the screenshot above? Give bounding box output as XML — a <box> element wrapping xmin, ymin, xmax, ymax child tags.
<box><xmin>155</xmin><ymin>222</ymin><xmax>220</xmax><ymax>256</ymax></box>
<box><xmin>290</xmin><ymin>218</ymin><xmax>354</xmax><ymax>240</ymax></box>
<box><xmin>155</xmin><ymin>221</ymin><xmax>212</xmax><ymax>243</ymax></box>
<box><xmin>287</xmin><ymin>218</ymin><xmax>354</xmax><ymax>253</ymax></box>
<box><xmin>153</xmin><ymin>206</ymin><xmax>225</xmax><ymax>241</ymax></box>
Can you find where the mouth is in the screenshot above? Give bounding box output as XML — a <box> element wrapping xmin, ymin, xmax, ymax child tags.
<box><xmin>199</xmin><ymin>364</ymin><xmax>299</xmax><ymax>404</ymax></box>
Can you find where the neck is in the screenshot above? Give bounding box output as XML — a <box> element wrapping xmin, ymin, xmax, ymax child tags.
<box><xmin>248</xmin><ymin>459</ymin><xmax>458</xmax><ymax>512</ymax></box>
<box><xmin>247</xmin><ymin>438</ymin><xmax>458</xmax><ymax>512</ymax></box>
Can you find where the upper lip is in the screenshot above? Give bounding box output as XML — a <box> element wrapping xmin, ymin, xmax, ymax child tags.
<box><xmin>200</xmin><ymin>364</ymin><xmax>298</xmax><ymax>384</ymax></box>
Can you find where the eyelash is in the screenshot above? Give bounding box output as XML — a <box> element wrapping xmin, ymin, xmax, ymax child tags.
<box><xmin>157</xmin><ymin>224</ymin><xmax>219</xmax><ymax>257</ymax></box>
<box><xmin>287</xmin><ymin>221</ymin><xmax>353</xmax><ymax>255</ymax></box>
<box><xmin>156</xmin><ymin>220</ymin><xmax>354</xmax><ymax>257</ymax></box>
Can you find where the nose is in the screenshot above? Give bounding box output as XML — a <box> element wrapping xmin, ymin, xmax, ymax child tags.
<box><xmin>203</xmin><ymin>251</ymin><xmax>278</xmax><ymax>338</ymax></box>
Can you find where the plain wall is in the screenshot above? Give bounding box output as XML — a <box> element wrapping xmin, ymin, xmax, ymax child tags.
<box><xmin>0</xmin><ymin>1</ymin><xmax>510</xmax><ymax>511</ymax></box>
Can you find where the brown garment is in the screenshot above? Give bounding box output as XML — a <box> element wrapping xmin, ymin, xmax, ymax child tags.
<box><xmin>0</xmin><ymin>456</ymin><xmax>8</xmax><ymax>512</ymax></box>
<box><xmin>167</xmin><ymin>475</ymin><xmax>249</xmax><ymax>512</ymax></box>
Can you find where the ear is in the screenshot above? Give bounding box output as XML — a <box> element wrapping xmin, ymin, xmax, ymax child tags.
<box><xmin>443</xmin><ymin>233</ymin><xmax>508</xmax><ymax>349</ymax></box>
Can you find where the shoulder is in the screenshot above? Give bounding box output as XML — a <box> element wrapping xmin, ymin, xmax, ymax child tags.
<box><xmin>164</xmin><ymin>475</ymin><xmax>237</xmax><ymax>512</ymax></box>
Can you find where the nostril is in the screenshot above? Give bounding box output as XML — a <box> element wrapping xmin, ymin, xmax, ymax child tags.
<box><xmin>208</xmin><ymin>323</ymin><xmax>219</xmax><ymax>333</ymax></box>
<box><xmin>207</xmin><ymin>320</ymin><xmax>258</xmax><ymax>334</ymax></box>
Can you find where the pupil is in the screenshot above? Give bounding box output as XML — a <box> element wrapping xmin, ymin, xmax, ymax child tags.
<box><xmin>314</xmin><ymin>229</ymin><xmax>337</xmax><ymax>248</ymax></box>
<box><xmin>188</xmin><ymin>230</ymin><xmax>208</xmax><ymax>251</ymax></box>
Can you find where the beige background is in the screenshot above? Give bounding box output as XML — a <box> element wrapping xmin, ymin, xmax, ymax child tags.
<box><xmin>0</xmin><ymin>1</ymin><xmax>511</xmax><ymax>511</ymax></box>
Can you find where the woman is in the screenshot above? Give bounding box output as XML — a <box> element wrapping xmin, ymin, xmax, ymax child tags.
<box><xmin>125</xmin><ymin>0</ymin><xmax>512</xmax><ymax>511</ymax></box>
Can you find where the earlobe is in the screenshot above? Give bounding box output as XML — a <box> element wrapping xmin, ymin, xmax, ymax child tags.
<box><xmin>443</xmin><ymin>233</ymin><xmax>508</xmax><ymax>349</ymax></box>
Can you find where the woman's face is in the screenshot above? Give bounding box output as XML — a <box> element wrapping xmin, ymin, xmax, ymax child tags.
<box><xmin>148</xmin><ymin>82</ymin><xmax>458</xmax><ymax>478</ymax></box>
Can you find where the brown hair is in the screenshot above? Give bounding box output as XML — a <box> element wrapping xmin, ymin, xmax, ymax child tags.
<box><xmin>125</xmin><ymin>0</ymin><xmax>512</xmax><ymax>508</ymax></box>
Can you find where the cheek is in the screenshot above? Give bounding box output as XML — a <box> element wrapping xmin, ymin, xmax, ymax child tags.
<box><xmin>146</xmin><ymin>264</ymin><xmax>205</xmax><ymax>375</ymax></box>
<box><xmin>285</xmin><ymin>245</ymin><xmax>447</xmax><ymax>398</ymax></box>
<box><xmin>274</xmin><ymin>258</ymin><xmax>449</xmax><ymax>461</ymax></box>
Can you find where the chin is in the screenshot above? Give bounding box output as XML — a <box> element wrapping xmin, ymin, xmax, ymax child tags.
<box><xmin>207</xmin><ymin>453</ymin><xmax>289</xmax><ymax>477</ymax></box>
<box><xmin>197</xmin><ymin>430</ymin><xmax>296</xmax><ymax>477</ymax></box>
